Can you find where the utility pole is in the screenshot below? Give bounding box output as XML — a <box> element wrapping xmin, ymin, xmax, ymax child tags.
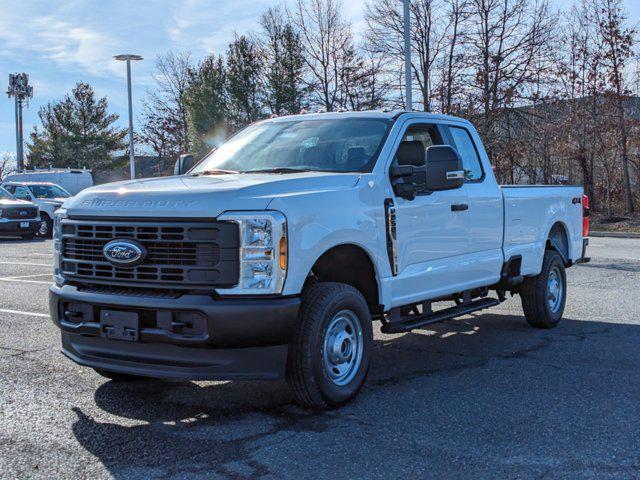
<box><xmin>6</xmin><ymin>73</ymin><xmax>33</xmax><ymax>172</ymax></box>
<box><xmin>403</xmin><ymin>0</ymin><xmax>412</xmax><ymax>111</ymax></box>
<box><xmin>114</xmin><ymin>54</ymin><xmax>143</xmax><ymax>180</ymax></box>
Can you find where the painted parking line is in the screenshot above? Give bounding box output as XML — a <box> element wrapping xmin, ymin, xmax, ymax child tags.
<box><xmin>0</xmin><ymin>262</ymin><xmax>52</xmax><ymax>267</ymax></box>
<box><xmin>0</xmin><ymin>277</ymin><xmax>51</xmax><ymax>285</ymax></box>
<box><xmin>0</xmin><ymin>308</ymin><xmax>49</xmax><ymax>318</ymax></box>
<box><xmin>4</xmin><ymin>273</ymin><xmax>53</xmax><ymax>279</ymax></box>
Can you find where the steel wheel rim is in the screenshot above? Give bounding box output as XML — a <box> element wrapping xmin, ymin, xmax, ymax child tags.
<box><xmin>39</xmin><ymin>221</ymin><xmax>48</xmax><ymax>236</ymax></box>
<box><xmin>322</xmin><ymin>309</ymin><xmax>363</xmax><ymax>386</ymax></box>
<box><xmin>547</xmin><ymin>266</ymin><xmax>563</xmax><ymax>313</ymax></box>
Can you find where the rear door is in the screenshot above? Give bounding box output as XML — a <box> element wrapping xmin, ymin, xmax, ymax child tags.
<box><xmin>443</xmin><ymin>124</ymin><xmax>503</xmax><ymax>286</ymax></box>
<box><xmin>389</xmin><ymin>121</ymin><xmax>470</xmax><ymax>306</ymax></box>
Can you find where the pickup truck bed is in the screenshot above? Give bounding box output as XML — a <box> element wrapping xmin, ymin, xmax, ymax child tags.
<box><xmin>502</xmin><ymin>185</ymin><xmax>585</xmax><ymax>276</ymax></box>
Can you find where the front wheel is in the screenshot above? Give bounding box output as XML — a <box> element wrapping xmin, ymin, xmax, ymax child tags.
<box><xmin>286</xmin><ymin>282</ymin><xmax>373</xmax><ymax>410</ymax></box>
<box><xmin>38</xmin><ymin>214</ymin><xmax>53</xmax><ymax>238</ymax></box>
<box><xmin>520</xmin><ymin>249</ymin><xmax>567</xmax><ymax>328</ymax></box>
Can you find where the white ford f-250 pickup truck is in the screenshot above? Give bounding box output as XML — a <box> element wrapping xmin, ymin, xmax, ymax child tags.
<box><xmin>50</xmin><ymin>111</ymin><xmax>590</xmax><ymax>410</ymax></box>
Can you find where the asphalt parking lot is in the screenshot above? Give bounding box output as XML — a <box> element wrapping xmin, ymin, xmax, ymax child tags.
<box><xmin>1</xmin><ymin>236</ymin><xmax>639</xmax><ymax>479</ymax></box>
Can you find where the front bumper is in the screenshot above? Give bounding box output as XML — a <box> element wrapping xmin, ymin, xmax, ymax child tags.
<box><xmin>0</xmin><ymin>219</ymin><xmax>40</xmax><ymax>236</ymax></box>
<box><xmin>50</xmin><ymin>284</ymin><xmax>301</xmax><ymax>380</ymax></box>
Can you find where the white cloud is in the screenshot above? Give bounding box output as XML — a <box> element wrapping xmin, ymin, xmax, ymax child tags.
<box><xmin>168</xmin><ymin>0</ymin><xmax>268</xmax><ymax>55</ymax></box>
<box><xmin>0</xmin><ymin>13</ymin><xmax>124</xmax><ymax>78</ymax></box>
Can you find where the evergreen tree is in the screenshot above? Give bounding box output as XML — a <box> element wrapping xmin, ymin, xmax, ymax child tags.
<box><xmin>185</xmin><ymin>55</ymin><xmax>228</xmax><ymax>158</ymax></box>
<box><xmin>260</xmin><ymin>8</ymin><xmax>306</xmax><ymax>115</ymax></box>
<box><xmin>26</xmin><ymin>83</ymin><xmax>127</xmax><ymax>170</ymax></box>
<box><xmin>226</xmin><ymin>35</ymin><xmax>264</xmax><ymax>128</ymax></box>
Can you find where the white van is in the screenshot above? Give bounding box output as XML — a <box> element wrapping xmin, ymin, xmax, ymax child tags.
<box><xmin>2</xmin><ymin>168</ymin><xmax>93</xmax><ymax>196</ymax></box>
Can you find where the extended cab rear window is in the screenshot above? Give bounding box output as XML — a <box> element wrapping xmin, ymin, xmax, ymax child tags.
<box><xmin>448</xmin><ymin>126</ymin><xmax>484</xmax><ymax>182</ymax></box>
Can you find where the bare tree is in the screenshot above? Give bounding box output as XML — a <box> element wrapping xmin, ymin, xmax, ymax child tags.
<box><xmin>0</xmin><ymin>153</ymin><xmax>16</xmax><ymax>180</ymax></box>
<box><xmin>291</xmin><ymin>0</ymin><xmax>354</xmax><ymax>111</ymax></box>
<box><xmin>143</xmin><ymin>52</ymin><xmax>193</xmax><ymax>154</ymax></box>
<box><xmin>589</xmin><ymin>0</ymin><xmax>636</xmax><ymax>212</ymax></box>
<box><xmin>464</xmin><ymin>0</ymin><xmax>555</xmax><ymax>174</ymax></box>
<box><xmin>439</xmin><ymin>0</ymin><xmax>469</xmax><ymax>114</ymax></box>
<box><xmin>366</xmin><ymin>0</ymin><xmax>449</xmax><ymax>111</ymax></box>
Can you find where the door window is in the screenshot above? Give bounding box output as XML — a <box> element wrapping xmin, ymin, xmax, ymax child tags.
<box><xmin>448</xmin><ymin>126</ymin><xmax>483</xmax><ymax>181</ymax></box>
<box><xmin>13</xmin><ymin>186</ymin><xmax>31</xmax><ymax>201</ymax></box>
<box><xmin>401</xmin><ymin>125</ymin><xmax>439</xmax><ymax>150</ymax></box>
<box><xmin>393</xmin><ymin>125</ymin><xmax>441</xmax><ymax>192</ymax></box>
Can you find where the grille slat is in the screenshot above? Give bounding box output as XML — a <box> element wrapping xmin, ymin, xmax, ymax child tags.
<box><xmin>60</xmin><ymin>219</ymin><xmax>239</xmax><ymax>289</ymax></box>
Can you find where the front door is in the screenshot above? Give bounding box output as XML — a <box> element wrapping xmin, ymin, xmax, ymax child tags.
<box><xmin>389</xmin><ymin>122</ymin><xmax>470</xmax><ymax>307</ymax></box>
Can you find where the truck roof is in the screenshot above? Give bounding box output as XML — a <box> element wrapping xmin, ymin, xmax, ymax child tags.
<box><xmin>268</xmin><ymin>109</ymin><xmax>471</xmax><ymax>125</ymax></box>
<box><xmin>2</xmin><ymin>181</ymin><xmax>60</xmax><ymax>186</ymax></box>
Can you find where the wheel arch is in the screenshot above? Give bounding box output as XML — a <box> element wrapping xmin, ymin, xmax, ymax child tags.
<box><xmin>546</xmin><ymin>221</ymin><xmax>570</xmax><ymax>265</ymax></box>
<box><xmin>304</xmin><ymin>243</ymin><xmax>382</xmax><ymax>316</ymax></box>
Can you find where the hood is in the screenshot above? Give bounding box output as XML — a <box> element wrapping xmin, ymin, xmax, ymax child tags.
<box><xmin>63</xmin><ymin>172</ymin><xmax>361</xmax><ymax>218</ymax></box>
<box><xmin>0</xmin><ymin>198</ymin><xmax>36</xmax><ymax>208</ymax></box>
<box><xmin>41</xmin><ymin>198</ymin><xmax>66</xmax><ymax>206</ymax></box>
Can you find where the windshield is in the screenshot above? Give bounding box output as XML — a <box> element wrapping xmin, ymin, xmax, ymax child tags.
<box><xmin>28</xmin><ymin>184</ymin><xmax>70</xmax><ymax>199</ymax></box>
<box><xmin>0</xmin><ymin>187</ymin><xmax>15</xmax><ymax>200</ymax></box>
<box><xmin>190</xmin><ymin>118</ymin><xmax>393</xmax><ymax>174</ymax></box>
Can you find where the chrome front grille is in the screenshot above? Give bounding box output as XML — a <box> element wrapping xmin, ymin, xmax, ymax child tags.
<box><xmin>60</xmin><ymin>219</ymin><xmax>239</xmax><ymax>289</ymax></box>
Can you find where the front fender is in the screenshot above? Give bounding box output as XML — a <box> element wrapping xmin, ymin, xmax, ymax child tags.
<box><xmin>267</xmin><ymin>179</ymin><xmax>381</xmax><ymax>297</ymax></box>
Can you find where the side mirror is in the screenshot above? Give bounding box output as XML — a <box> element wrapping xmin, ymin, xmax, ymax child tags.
<box><xmin>174</xmin><ymin>154</ymin><xmax>195</xmax><ymax>175</ymax></box>
<box><xmin>390</xmin><ymin>141</ymin><xmax>427</xmax><ymax>200</ymax></box>
<box><xmin>425</xmin><ymin>145</ymin><xmax>464</xmax><ymax>191</ymax></box>
<box><xmin>389</xmin><ymin>165</ymin><xmax>413</xmax><ymax>178</ymax></box>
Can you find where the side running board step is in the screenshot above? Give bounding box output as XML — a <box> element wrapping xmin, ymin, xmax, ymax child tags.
<box><xmin>381</xmin><ymin>297</ymin><xmax>501</xmax><ymax>334</ymax></box>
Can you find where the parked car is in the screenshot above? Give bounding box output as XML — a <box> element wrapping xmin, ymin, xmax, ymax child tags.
<box><xmin>2</xmin><ymin>182</ymin><xmax>70</xmax><ymax>237</ymax></box>
<box><xmin>2</xmin><ymin>168</ymin><xmax>93</xmax><ymax>196</ymax></box>
<box><xmin>49</xmin><ymin>111</ymin><xmax>590</xmax><ymax>410</ymax></box>
<box><xmin>0</xmin><ymin>186</ymin><xmax>40</xmax><ymax>240</ymax></box>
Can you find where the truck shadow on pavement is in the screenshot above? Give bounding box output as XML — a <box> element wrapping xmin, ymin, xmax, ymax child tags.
<box><xmin>71</xmin><ymin>313</ymin><xmax>640</xmax><ymax>478</ymax></box>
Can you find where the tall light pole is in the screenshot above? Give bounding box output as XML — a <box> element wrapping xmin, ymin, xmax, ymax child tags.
<box><xmin>114</xmin><ymin>54</ymin><xmax>143</xmax><ymax>180</ymax></box>
<box><xmin>7</xmin><ymin>73</ymin><xmax>33</xmax><ymax>172</ymax></box>
<box><xmin>403</xmin><ymin>0</ymin><xmax>412</xmax><ymax>111</ymax></box>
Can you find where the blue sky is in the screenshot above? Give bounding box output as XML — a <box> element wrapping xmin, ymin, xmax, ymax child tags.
<box><xmin>1</xmin><ymin>0</ymin><xmax>638</xmax><ymax>159</ymax></box>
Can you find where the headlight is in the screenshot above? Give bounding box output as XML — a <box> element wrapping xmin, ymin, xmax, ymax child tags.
<box><xmin>53</xmin><ymin>208</ymin><xmax>68</xmax><ymax>287</ymax></box>
<box><xmin>217</xmin><ymin>211</ymin><xmax>287</xmax><ymax>295</ymax></box>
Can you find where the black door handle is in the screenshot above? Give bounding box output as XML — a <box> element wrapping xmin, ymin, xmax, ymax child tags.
<box><xmin>451</xmin><ymin>203</ymin><xmax>469</xmax><ymax>212</ymax></box>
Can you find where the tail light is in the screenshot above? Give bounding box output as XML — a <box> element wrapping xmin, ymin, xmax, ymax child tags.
<box><xmin>582</xmin><ymin>194</ymin><xmax>590</xmax><ymax>237</ymax></box>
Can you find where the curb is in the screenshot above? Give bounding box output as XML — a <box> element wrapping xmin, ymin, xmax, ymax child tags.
<box><xmin>590</xmin><ymin>231</ymin><xmax>640</xmax><ymax>239</ymax></box>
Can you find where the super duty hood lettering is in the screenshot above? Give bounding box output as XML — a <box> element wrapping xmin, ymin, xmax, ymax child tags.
<box><xmin>80</xmin><ymin>198</ymin><xmax>198</xmax><ymax>209</ymax></box>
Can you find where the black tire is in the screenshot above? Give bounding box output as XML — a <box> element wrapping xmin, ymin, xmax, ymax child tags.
<box><xmin>20</xmin><ymin>233</ymin><xmax>36</xmax><ymax>240</ymax></box>
<box><xmin>93</xmin><ymin>368</ymin><xmax>145</xmax><ymax>382</ymax></box>
<box><xmin>520</xmin><ymin>249</ymin><xmax>567</xmax><ymax>328</ymax></box>
<box><xmin>38</xmin><ymin>214</ymin><xmax>53</xmax><ymax>238</ymax></box>
<box><xmin>286</xmin><ymin>282</ymin><xmax>373</xmax><ymax>410</ymax></box>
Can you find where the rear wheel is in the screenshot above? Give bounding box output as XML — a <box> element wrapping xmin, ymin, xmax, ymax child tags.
<box><xmin>520</xmin><ymin>249</ymin><xmax>567</xmax><ymax>328</ymax></box>
<box><xmin>286</xmin><ymin>282</ymin><xmax>373</xmax><ymax>410</ymax></box>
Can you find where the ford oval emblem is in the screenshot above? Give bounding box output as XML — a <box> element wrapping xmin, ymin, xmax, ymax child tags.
<box><xmin>103</xmin><ymin>239</ymin><xmax>146</xmax><ymax>267</ymax></box>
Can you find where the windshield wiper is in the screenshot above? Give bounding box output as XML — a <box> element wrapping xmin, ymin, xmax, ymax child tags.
<box><xmin>192</xmin><ymin>169</ymin><xmax>239</xmax><ymax>176</ymax></box>
<box><xmin>244</xmin><ymin>167</ymin><xmax>319</xmax><ymax>174</ymax></box>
